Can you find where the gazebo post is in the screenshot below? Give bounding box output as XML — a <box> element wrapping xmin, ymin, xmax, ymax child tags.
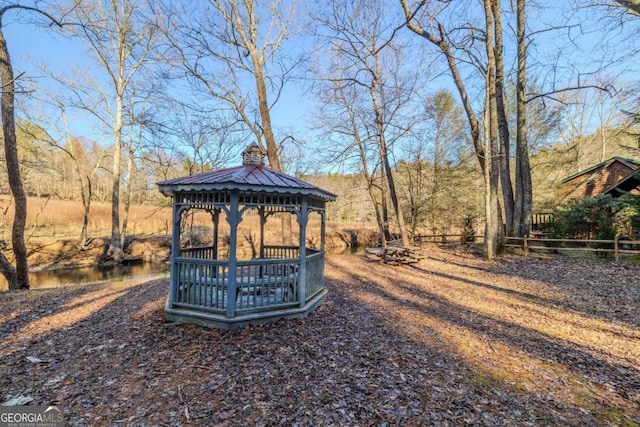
<box><xmin>298</xmin><ymin>197</ymin><xmax>308</xmax><ymax>307</ymax></box>
<box><xmin>212</xmin><ymin>208</ymin><xmax>220</xmax><ymax>260</ymax></box>
<box><xmin>226</xmin><ymin>192</ymin><xmax>240</xmax><ymax>318</ymax></box>
<box><xmin>168</xmin><ymin>202</ymin><xmax>182</xmax><ymax>309</ymax></box>
<box><xmin>321</xmin><ymin>210</ymin><xmax>326</xmax><ymax>252</ymax></box>
<box><xmin>259</xmin><ymin>206</ymin><xmax>266</xmax><ymax>259</ymax></box>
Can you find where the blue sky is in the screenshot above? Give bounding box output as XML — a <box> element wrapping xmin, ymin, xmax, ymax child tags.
<box><xmin>5</xmin><ymin>18</ymin><xmax>83</xmax><ymax>82</ymax></box>
<box><xmin>4</xmin><ymin>1</ymin><xmax>639</xmax><ymax>173</ymax></box>
<box><xmin>4</xmin><ymin>14</ymin><xmax>313</xmax><ymax>147</ymax></box>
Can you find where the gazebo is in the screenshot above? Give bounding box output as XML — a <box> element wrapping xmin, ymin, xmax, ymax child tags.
<box><xmin>157</xmin><ymin>145</ymin><xmax>336</xmax><ymax>329</ymax></box>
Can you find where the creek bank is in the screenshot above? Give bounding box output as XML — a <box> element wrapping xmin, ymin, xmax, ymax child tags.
<box><xmin>26</xmin><ymin>235</ymin><xmax>172</xmax><ymax>272</ymax></box>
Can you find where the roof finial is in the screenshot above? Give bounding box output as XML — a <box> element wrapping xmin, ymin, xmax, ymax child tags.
<box><xmin>242</xmin><ymin>143</ymin><xmax>266</xmax><ymax>166</ymax></box>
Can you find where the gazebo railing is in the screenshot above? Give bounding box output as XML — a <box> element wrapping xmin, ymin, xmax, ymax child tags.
<box><xmin>263</xmin><ymin>245</ymin><xmax>299</xmax><ymax>259</ymax></box>
<box><xmin>179</xmin><ymin>246</ymin><xmax>216</xmax><ymax>259</ymax></box>
<box><xmin>235</xmin><ymin>258</ymin><xmax>300</xmax><ymax>313</ymax></box>
<box><xmin>305</xmin><ymin>251</ymin><xmax>325</xmax><ymax>301</ymax></box>
<box><xmin>172</xmin><ymin>246</ymin><xmax>326</xmax><ymax>316</ymax></box>
<box><xmin>173</xmin><ymin>258</ymin><xmax>228</xmax><ymax>313</ymax></box>
<box><xmin>172</xmin><ymin>256</ymin><xmax>303</xmax><ymax>314</ymax></box>
<box><xmin>181</xmin><ymin>245</ymin><xmax>321</xmax><ymax>260</ymax></box>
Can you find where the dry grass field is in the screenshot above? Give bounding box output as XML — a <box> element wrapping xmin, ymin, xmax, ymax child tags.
<box><xmin>0</xmin><ymin>248</ymin><xmax>638</xmax><ymax>426</ymax></box>
<box><xmin>0</xmin><ymin>196</ymin><xmax>174</xmax><ymax>240</ymax></box>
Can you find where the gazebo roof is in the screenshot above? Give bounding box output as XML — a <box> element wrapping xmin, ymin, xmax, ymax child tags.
<box><xmin>157</xmin><ymin>163</ymin><xmax>336</xmax><ymax>201</ymax></box>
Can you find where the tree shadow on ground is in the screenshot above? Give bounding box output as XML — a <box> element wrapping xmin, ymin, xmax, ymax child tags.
<box><xmin>409</xmin><ymin>249</ymin><xmax>640</xmax><ymax>329</ymax></box>
<box><xmin>407</xmin><ymin>259</ymin><xmax>640</xmax><ymax>334</ymax></box>
<box><xmin>1</xmin><ymin>255</ymin><xmax>639</xmax><ymax>426</ymax></box>
<box><xmin>343</xmin><ymin>254</ymin><xmax>640</xmax><ymax>423</ymax></box>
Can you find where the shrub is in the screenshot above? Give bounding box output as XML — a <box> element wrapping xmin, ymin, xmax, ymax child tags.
<box><xmin>461</xmin><ymin>215</ymin><xmax>475</xmax><ymax>243</ymax></box>
<box><xmin>550</xmin><ymin>194</ymin><xmax>640</xmax><ymax>243</ymax></box>
<box><xmin>616</xmin><ymin>194</ymin><xmax>640</xmax><ymax>239</ymax></box>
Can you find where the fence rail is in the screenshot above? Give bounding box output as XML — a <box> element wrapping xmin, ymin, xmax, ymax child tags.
<box><xmin>414</xmin><ymin>234</ymin><xmax>640</xmax><ymax>262</ymax></box>
<box><xmin>415</xmin><ymin>234</ymin><xmax>485</xmax><ymax>244</ymax></box>
<box><xmin>505</xmin><ymin>236</ymin><xmax>640</xmax><ymax>261</ymax></box>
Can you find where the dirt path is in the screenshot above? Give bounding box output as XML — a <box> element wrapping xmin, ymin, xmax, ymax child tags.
<box><xmin>1</xmin><ymin>249</ymin><xmax>638</xmax><ymax>426</ymax></box>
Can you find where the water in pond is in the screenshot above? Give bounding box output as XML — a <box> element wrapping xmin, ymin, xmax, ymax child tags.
<box><xmin>0</xmin><ymin>262</ymin><xmax>169</xmax><ymax>291</ymax></box>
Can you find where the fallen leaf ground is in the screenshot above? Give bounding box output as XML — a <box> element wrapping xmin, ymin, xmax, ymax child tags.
<box><xmin>0</xmin><ymin>248</ymin><xmax>638</xmax><ymax>426</ymax></box>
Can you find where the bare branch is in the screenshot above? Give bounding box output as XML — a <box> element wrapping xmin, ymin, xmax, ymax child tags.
<box><xmin>526</xmin><ymin>84</ymin><xmax>616</xmax><ymax>104</ymax></box>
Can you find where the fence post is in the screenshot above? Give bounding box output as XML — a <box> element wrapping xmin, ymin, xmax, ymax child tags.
<box><xmin>614</xmin><ymin>236</ymin><xmax>619</xmax><ymax>262</ymax></box>
<box><xmin>523</xmin><ymin>236</ymin><xmax>528</xmax><ymax>257</ymax></box>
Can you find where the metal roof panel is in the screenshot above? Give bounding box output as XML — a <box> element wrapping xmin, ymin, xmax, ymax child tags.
<box><xmin>157</xmin><ymin>164</ymin><xmax>336</xmax><ymax>201</ymax></box>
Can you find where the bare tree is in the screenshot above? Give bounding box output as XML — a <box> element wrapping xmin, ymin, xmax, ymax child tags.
<box><xmin>490</xmin><ymin>0</ymin><xmax>515</xmax><ymax>237</ymax></box>
<box><xmin>315</xmin><ymin>76</ymin><xmax>389</xmax><ymax>242</ymax></box>
<box><xmin>159</xmin><ymin>0</ymin><xmax>303</xmax><ymax>172</ymax></box>
<box><xmin>400</xmin><ymin>0</ymin><xmax>503</xmax><ymax>258</ymax></box>
<box><xmin>482</xmin><ymin>0</ymin><xmax>504</xmax><ymax>256</ymax></box>
<box><xmin>514</xmin><ymin>0</ymin><xmax>533</xmax><ymax>238</ymax></box>
<box><xmin>20</xmin><ymin>99</ymin><xmax>106</xmax><ymax>249</ymax></box>
<box><xmin>67</xmin><ymin>0</ymin><xmax>158</xmax><ymax>261</ymax></box>
<box><xmin>314</xmin><ymin>0</ymin><xmax>420</xmax><ymax>246</ymax></box>
<box><xmin>0</xmin><ymin>4</ymin><xmax>62</xmax><ymax>290</ymax></box>
<box><xmin>158</xmin><ymin>0</ymin><xmax>305</xmax><ymax>245</ymax></box>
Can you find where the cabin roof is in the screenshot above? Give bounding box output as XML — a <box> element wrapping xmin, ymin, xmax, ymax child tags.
<box><xmin>561</xmin><ymin>156</ymin><xmax>640</xmax><ymax>183</ymax></box>
<box><xmin>558</xmin><ymin>156</ymin><xmax>640</xmax><ymax>202</ymax></box>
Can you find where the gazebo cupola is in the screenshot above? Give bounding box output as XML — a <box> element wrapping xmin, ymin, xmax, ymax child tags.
<box><xmin>242</xmin><ymin>143</ymin><xmax>266</xmax><ymax>166</ymax></box>
<box><xmin>157</xmin><ymin>145</ymin><xmax>336</xmax><ymax>329</ymax></box>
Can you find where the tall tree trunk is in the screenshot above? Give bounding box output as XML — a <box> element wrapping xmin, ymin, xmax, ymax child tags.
<box><xmin>370</xmin><ymin>55</ymin><xmax>410</xmax><ymax>246</ymax></box>
<box><xmin>373</xmin><ymin>100</ymin><xmax>410</xmax><ymax>246</ymax></box>
<box><xmin>483</xmin><ymin>98</ymin><xmax>495</xmax><ymax>259</ymax></box>
<box><xmin>254</xmin><ymin>64</ymin><xmax>281</xmax><ymax>172</ymax></box>
<box><xmin>381</xmin><ymin>172</ymin><xmax>391</xmax><ymax>244</ymax></box>
<box><xmin>0</xmin><ymin>24</ymin><xmax>28</xmax><ymax>289</ymax></box>
<box><xmin>244</xmin><ymin>1</ymin><xmax>282</xmax><ymax>173</ymax></box>
<box><xmin>355</xmin><ymin>129</ymin><xmax>386</xmax><ymax>246</ymax></box>
<box><xmin>254</xmin><ymin>60</ymin><xmax>291</xmax><ymax>244</ymax></box>
<box><xmin>514</xmin><ymin>0</ymin><xmax>532</xmax><ymax>237</ymax></box>
<box><xmin>121</xmin><ymin>149</ymin><xmax>134</xmax><ymax>248</ymax></box>
<box><xmin>491</xmin><ymin>0</ymin><xmax>515</xmax><ymax>236</ymax></box>
<box><xmin>244</xmin><ymin>7</ymin><xmax>290</xmax><ymax>244</ymax></box>
<box><xmin>79</xmin><ymin>176</ymin><xmax>92</xmax><ymax>248</ymax></box>
<box><xmin>483</xmin><ymin>0</ymin><xmax>502</xmax><ymax>259</ymax></box>
<box><xmin>108</xmin><ymin>92</ymin><xmax>124</xmax><ymax>261</ymax></box>
<box><xmin>379</xmin><ymin>139</ymin><xmax>410</xmax><ymax>246</ymax></box>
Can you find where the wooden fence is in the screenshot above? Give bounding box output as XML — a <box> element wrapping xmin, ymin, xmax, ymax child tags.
<box><xmin>505</xmin><ymin>236</ymin><xmax>640</xmax><ymax>262</ymax></box>
<box><xmin>415</xmin><ymin>234</ymin><xmax>640</xmax><ymax>262</ymax></box>
<box><xmin>415</xmin><ymin>234</ymin><xmax>485</xmax><ymax>244</ymax></box>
